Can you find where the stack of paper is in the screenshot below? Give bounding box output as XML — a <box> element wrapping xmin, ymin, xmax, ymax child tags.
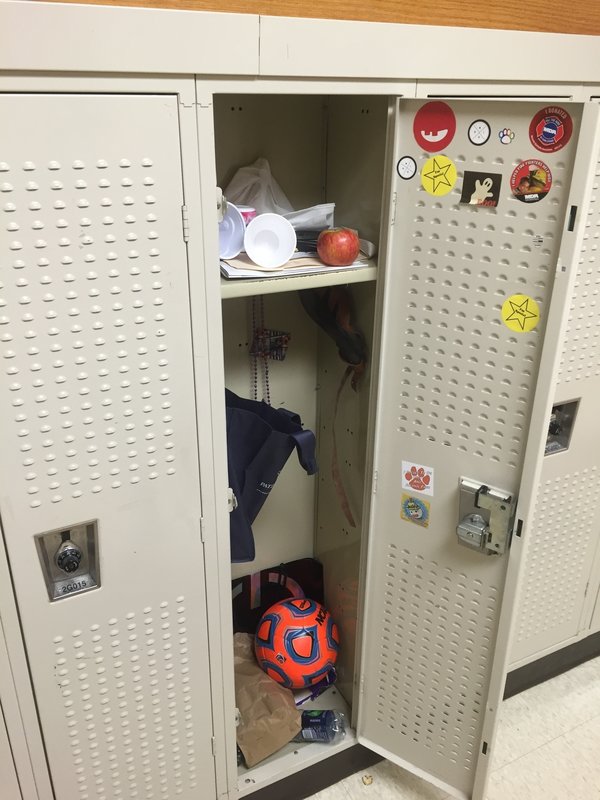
<box><xmin>220</xmin><ymin>253</ymin><xmax>369</xmax><ymax>280</ymax></box>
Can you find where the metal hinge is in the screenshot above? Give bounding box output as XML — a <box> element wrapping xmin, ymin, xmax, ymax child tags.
<box><xmin>359</xmin><ymin>674</ymin><xmax>365</xmax><ymax>695</ymax></box>
<box><xmin>200</xmin><ymin>517</ymin><xmax>206</xmax><ymax>543</ymax></box>
<box><xmin>211</xmin><ymin>736</ymin><xmax>217</xmax><ymax>757</ymax></box>
<box><xmin>181</xmin><ymin>205</ymin><xmax>190</xmax><ymax>242</ymax></box>
<box><xmin>390</xmin><ymin>191</ymin><xmax>397</xmax><ymax>226</ymax></box>
<box><xmin>372</xmin><ymin>470</ymin><xmax>378</xmax><ymax>495</ymax></box>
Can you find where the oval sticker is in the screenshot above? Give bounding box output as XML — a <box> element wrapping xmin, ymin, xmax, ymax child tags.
<box><xmin>413</xmin><ymin>101</ymin><xmax>456</xmax><ymax>152</ymax></box>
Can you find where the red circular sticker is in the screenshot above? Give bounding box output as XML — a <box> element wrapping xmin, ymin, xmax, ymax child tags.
<box><xmin>510</xmin><ymin>159</ymin><xmax>552</xmax><ymax>203</ymax></box>
<box><xmin>413</xmin><ymin>101</ymin><xmax>456</xmax><ymax>152</ymax></box>
<box><xmin>529</xmin><ymin>106</ymin><xmax>573</xmax><ymax>153</ymax></box>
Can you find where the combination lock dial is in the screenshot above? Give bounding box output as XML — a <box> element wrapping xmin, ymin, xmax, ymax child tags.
<box><xmin>55</xmin><ymin>540</ymin><xmax>83</xmax><ymax>574</ymax></box>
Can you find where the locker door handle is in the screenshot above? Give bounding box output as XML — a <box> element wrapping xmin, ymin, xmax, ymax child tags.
<box><xmin>456</xmin><ymin>478</ymin><xmax>516</xmax><ymax>555</ymax></box>
<box><xmin>227</xmin><ymin>488</ymin><xmax>238</xmax><ymax>512</ymax></box>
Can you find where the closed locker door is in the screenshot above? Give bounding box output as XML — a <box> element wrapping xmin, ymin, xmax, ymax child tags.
<box><xmin>0</xmin><ymin>702</ymin><xmax>21</xmax><ymax>800</ymax></box>
<box><xmin>592</xmin><ymin>583</ymin><xmax>600</xmax><ymax>634</ymax></box>
<box><xmin>511</xmin><ymin>108</ymin><xmax>600</xmax><ymax>664</ymax></box>
<box><xmin>358</xmin><ymin>98</ymin><xmax>600</xmax><ymax>799</ymax></box>
<box><xmin>0</xmin><ymin>94</ymin><xmax>215</xmax><ymax>800</ymax></box>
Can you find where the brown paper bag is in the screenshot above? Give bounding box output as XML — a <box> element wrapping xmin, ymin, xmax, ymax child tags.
<box><xmin>234</xmin><ymin>633</ymin><xmax>301</xmax><ymax>767</ymax></box>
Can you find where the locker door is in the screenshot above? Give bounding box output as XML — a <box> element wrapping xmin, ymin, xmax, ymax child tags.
<box><xmin>511</xmin><ymin>107</ymin><xmax>600</xmax><ymax>664</ymax></box>
<box><xmin>0</xmin><ymin>702</ymin><xmax>21</xmax><ymax>800</ymax></box>
<box><xmin>592</xmin><ymin>583</ymin><xmax>600</xmax><ymax>635</ymax></box>
<box><xmin>0</xmin><ymin>94</ymin><xmax>216</xmax><ymax>800</ymax></box>
<box><xmin>358</xmin><ymin>98</ymin><xmax>600</xmax><ymax>799</ymax></box>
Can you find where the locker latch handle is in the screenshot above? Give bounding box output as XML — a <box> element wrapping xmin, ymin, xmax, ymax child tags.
<box><xmin>217</xmin><ymin>187</ymin><xmax>226</xmax><ymax>223</ymax></box>
<box><xmin>227</xmin><ymin>488</ymin><xmax>238</xmax><ymax>513</ymax></box>
<box><xmin>456</xmin><ymin>477</ymin><xmax>515</xmax><ymax>555</ymax></box>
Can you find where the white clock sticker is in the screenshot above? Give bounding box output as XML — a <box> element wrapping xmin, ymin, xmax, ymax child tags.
<box><xmin>397</xmin><ymin>156</ymin><xmax>417</xmax><ymax>180</ymax></box>
<box><xmin>468</xmin><ymin>119</ymin><xmax>491</xmax><ymax>146</ymax></box>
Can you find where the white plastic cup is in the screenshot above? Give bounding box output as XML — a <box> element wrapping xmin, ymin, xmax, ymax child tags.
<box><xmin>243</xmin><ymin>213</ymin><xmax>297</xmax><ymax>269</ymax></box>
<box><xmin>218</xmin><ymin>202</ymin><xmax>245</xmax><ymax>259</ymax></box>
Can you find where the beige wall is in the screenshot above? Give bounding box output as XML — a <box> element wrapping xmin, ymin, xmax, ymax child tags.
<box><xmin>41</xmin><ymin>0</ymin><xmax>599</xmax><ymax>35</ymax></box>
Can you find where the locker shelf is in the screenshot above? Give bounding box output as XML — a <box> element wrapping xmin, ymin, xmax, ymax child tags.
<box><xmin>220</xmin><ymin>260</ymin><xmax>378</xmax><ymax>299</ymax></box>
<box><xmin>236</xmin><ymin>686</ymin><xmax>355</xmax><ymax>797</ymax></box>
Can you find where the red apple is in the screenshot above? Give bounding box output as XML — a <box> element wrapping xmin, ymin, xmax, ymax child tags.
<box><xmin>317</xmin><ymin>227</ymin><xmax>360</xmax><ymax>266</ymax></box>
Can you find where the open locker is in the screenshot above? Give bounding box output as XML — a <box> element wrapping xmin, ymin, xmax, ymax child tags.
<box><xmin>210</xmin><ymin>91</ymin><xmax>597</xmax><ymax>800</ymax></box>
<box><xmin>214</xmin><ymin>93</ymin><xmax>388</xmax><ymax>791</ymax></box>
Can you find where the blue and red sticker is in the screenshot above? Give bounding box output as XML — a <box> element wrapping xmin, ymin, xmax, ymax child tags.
<box><xmin>401</xmin><ymin>494</ymin><xmax>430</xmax><ymax>528</ymax></box>
<box><xmin>529</xmin><ymin>106</ymin><xmax>573</xmax><ymax>153</ymax></box>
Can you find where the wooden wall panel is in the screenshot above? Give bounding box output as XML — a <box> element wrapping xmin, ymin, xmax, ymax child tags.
<box><xmin>40</xmin><ymin>0</ymin><xmax>600</xmax><ymax>36</ymax></box>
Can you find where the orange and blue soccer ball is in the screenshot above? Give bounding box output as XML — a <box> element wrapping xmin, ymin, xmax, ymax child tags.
<box><xmin>254</xmin><ymin>598</ymin><xmax>339</xmax><ymax>689</ymax></box>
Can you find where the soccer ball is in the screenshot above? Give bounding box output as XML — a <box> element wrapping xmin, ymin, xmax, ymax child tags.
<box><xmin>254</xmin><ymin>598</ymin><xmax>339</xmax><ymax>689</ymax></box>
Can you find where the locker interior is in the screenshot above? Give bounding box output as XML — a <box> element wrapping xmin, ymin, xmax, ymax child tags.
<box><xmin>214</xmin><ymin>93</ymin><xmax>389</xmax><ymax>786</ymax></box>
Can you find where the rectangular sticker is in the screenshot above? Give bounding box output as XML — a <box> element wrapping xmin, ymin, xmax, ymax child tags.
<box><xmin>401</xmin><ymin>494</ymin><xmax>431</xmax><ymax>528</ymax></box>
<box><xmin>459</xmin><ymin>171</ymin><xmax>502</xmax><ymax>207</ymax></box>
<box><xmin>402</xmin><ymin>461</ymin><xmax>434</xmax><ymax>496</ymax></box>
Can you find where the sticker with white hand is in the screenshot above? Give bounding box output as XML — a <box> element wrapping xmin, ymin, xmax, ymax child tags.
<box><xmin>459</xmin><ymin>171</ymin><xmax>502</xmax><ymax>208</ymax></box>
<box><xmin>470</xmin><ymin>177</ymin><xmax>494</xmax><ymax>204</ymax></box>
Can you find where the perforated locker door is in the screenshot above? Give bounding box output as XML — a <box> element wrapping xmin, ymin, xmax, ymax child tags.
<box><xmin>358</xmin><ymin>98</ymin><xmax>599</xmax><ymax>800</ymax></box>
<box><xmin>511</xmin><ymin>104</ymin><xmax>600</xmax><ymax>665</ymax></box>
<box><xmin>0</xmin><ymin>95</ymin><xmax>216</xmax><ymax>800</ymax></box>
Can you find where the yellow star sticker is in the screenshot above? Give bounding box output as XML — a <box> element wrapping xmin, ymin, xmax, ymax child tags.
<box><xmin>421</xmin><ymin>155</ymin><xmax>457</xmax><ymax>197</ymax></box>
<box><xmin>502</xmin><ymin>294</ymin><xmax>540</xmax><ymax>333</ymax></box>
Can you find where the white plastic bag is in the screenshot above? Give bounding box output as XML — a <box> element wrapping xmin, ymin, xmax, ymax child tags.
<box><xmin>224</xmin><ymin>158</ymin><xmax>335</xmax><ymax>230</ymax></box>
<box><xmin>284</xmin><ymin>203</ymin><xmax>335</xmax><ymax>230</ymax></box>
<box><xmin>223</xmin><ymin>158</ymin><xmax>294</xmax><ymax>216</ymax></box>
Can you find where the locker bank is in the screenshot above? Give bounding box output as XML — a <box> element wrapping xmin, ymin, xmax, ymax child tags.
<box><xmin>1</xmin><ymin>3</ymin><xmax>600</xmax><ymax>799</ymax></box>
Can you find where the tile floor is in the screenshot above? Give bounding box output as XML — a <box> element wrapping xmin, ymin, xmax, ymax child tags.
<box><xmin>306</xmin><ymin>654</ymin><xmax>600</xmax><ymax>800</ymax></box>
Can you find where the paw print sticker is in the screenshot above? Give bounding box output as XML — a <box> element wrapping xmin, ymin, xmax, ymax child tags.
<box><xmin>499</xmin><ymin>128</ymin><xmax>515</xmax><ymax>145</ymax></box>
<box><xmin>405</xmin><ymin>466</ymin><xmax>430</xmax><ymax>487</ymax></box>
<box><xmin>402</xmin><ymin>461</ymin><xmax>434</xmax><ymax>496</ymax></box>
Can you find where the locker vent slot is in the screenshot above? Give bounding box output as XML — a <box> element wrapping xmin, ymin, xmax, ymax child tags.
<box><xmin>0</xmin><ymin>156</ymin><xmax>177</xmax><ymax>510</ymax></box>
<box><xmin>53</xmin><ymin>597</ymin><xmax>197</xmax><ymax>799</ymax></box>
<box><xmin>515</xmin><ymin>467</ymin><xmax>600</xmax><ymax>644</ymax></box>
<box><xmin>376</xmin><ymin>545</ymin><xmax>498</xmax><ymax>770</ymax></box>
<box><xmin>558</xmin><ymin>151</ymin><xmax>600</xmax><ymax>384</ymax></box>
<box><xmin>396</xmin><ymin>153</ymin><xmax>573</xmax><ymax>468</ymax></box>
